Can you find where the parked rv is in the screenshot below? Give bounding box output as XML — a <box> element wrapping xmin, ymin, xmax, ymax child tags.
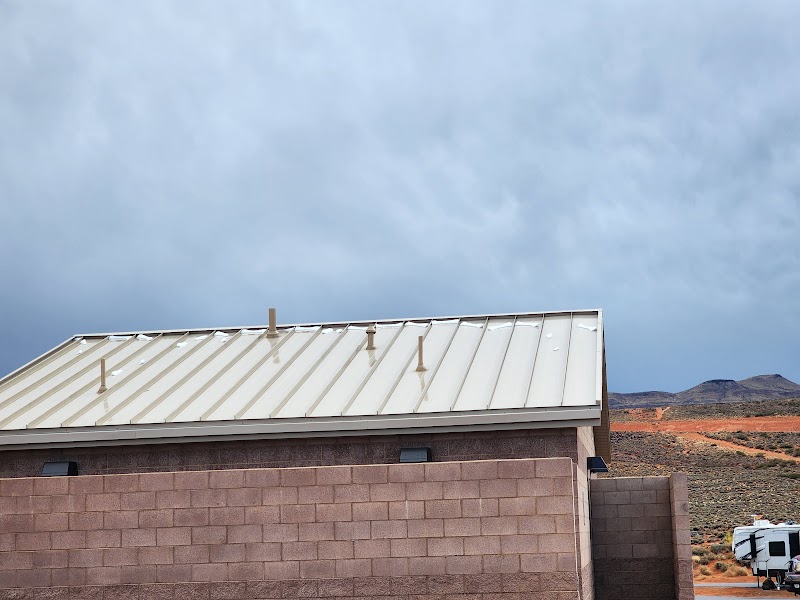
<box><xmin>733</xmin><ymin>518</ymin><xmax>800</xmax><ymax>591</ymax></box>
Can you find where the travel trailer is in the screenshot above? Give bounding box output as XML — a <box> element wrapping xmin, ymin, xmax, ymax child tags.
<box><xmin>733</xmin><ymin>518</ymin><xmax>800</xmax><ymax>590</ymax></box>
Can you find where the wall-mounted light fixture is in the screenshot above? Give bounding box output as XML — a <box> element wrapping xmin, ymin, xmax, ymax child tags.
<box><xmin>41</xmin><ymin>461</ymin><xmax>79</xmax><ymax>477</ymax></box>
<box><xmin>400</xmin><ymin>447</ymin><xmax>432</xmax><ymax>463</ymax></box>
<box><xmin>587</xmin><ymin>456</ymin><xmax>608</xmax><ymax>473</ymax></box>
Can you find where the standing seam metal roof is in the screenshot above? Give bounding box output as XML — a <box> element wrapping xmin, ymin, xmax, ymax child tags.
<box><xmin>0</xmin><ymin>310</ymin><xmax>604</xmax><ymax>447</ymax></box>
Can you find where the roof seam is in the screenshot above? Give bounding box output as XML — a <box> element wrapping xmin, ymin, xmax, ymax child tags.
<box><xmin>1</xmin><ymin>335</ymin><xmax>140</xmax><ymax>429</ymax></box>
<box><xmin>486</xmin><ymin>316</ymin><xmax>518</xmax><ymax>410</ymax></box>
<box><xmin>341</xmin><ymin>322</ymin><xmax>406</xmax><ymax>417</ymax></box>
<box><xmin>521</xmin><ymin>316</ymin><xmax>545</xmax><ymax>409</ymax></box>
<box><xmin>559</xmin><ymin>312</ymin><xmax>575</xmax><ymax>407</ymax></box>
<box><xmin>235</xmin><ymin>327</ymin><xmax>323</xmax><ymax>420</ymax></box>
<box><xmin>412</xmin><ymin>319</ymin><xmax>462</xmax><ymax>414</ymax></box>
<box><xmin>199</xmin><ymin>332</ymin><xmax>294</xmax><ymax>421</ymax></box>
<box><xmin>130</xmin><ymin>331</ymin><xmax>244</xmax><ymax>425</ymax></box>
<box><xmin>378</xmin><ymin>323</ymin><xmax>433</xmax><ymax>415</ymax></box>
<box><xmin>61</xmin><ymin>333</ymin><xmax>191</xmax><ymax>428</ymax></box>
<box><xmin>26</xmin><ymin>334</ymin><xmax>166</xmax><ymax>429</ymax></box>
<box><xmin>270</xmin><ymin>326</ymin><xmax>351</xmax><ymax>418</ymax></box>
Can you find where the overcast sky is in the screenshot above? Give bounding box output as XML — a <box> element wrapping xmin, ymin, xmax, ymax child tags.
<box><xmin>1</xmin><ymin>1</ymin><xmax>798</xmax><ymax>393</ymax></box>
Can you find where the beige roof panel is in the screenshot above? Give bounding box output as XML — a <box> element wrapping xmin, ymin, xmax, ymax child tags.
<box><xmin>0</xmin><ymin>309</ymin><xmax>604</xmax><ymax>447</ymax></box>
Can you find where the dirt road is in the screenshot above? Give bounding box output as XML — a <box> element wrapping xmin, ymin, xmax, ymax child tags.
<box><xmin>612</xmin><ymin>415</ymin><xmax>800</xmax><ymax>461</ymax></box>
<box><xmin>677</xmin><ymin>432</ymin><xmax>800</xmax><ymax>462</ymax></box>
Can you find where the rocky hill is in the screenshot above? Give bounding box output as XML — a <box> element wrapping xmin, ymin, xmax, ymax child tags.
<box><xmin>609</xmin><ymin>374</ymin><xmax>800</xmax><ymax>409</ymax></box>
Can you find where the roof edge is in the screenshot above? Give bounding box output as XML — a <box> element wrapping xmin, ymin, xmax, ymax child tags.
<box><xmin>0</xmin><ymin>338</ymin><xmax>77</xmax><ymax>390</ymax></box>
<box><xmin>72</xmin><ymin>309</ymin><xmax>604</xmax><ymax>339</ymax></box>
<box><xmin>0</xmin><ymin>405</ymin><xmax>601</xmax><ymax>449</ymax></box>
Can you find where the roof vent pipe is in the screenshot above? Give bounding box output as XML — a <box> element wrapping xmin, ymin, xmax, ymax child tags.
<box><xmin>415</xmin><ymin>335</ymin><xmax>427</xmax><ymax>372</ymax></box>
<box><xmin>266</xmin><ymin>307</ymin><xmax>279</xmax><ymax>338</ymax></box>
<box><xmin>366</xmin><ymin>324</ymin><xmax>376</xmax><ymax>350</ymax></box>
<box><xmin>97</xmin><ymin>358</ymin><xmax>107</xmax><ymax>394</ymax></box>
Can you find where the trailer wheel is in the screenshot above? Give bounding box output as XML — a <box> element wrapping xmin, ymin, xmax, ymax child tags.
<box><xmin>763</xmin><ymin>579</ymin><xmax>776</xmax><ymax>590</ymax></box>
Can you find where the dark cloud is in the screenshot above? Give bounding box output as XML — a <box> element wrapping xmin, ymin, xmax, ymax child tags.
<box><xmin>1</xmin><ymin>1</ymin><xmax>799</xmax><ymax>392</ymax></box>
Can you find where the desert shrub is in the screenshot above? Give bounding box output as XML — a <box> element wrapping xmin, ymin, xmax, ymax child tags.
<box><xmin>723</xmin><ymin>531</ymin><xmax>733</xmax><ymax>545</ymax></box>
<box><xmin>710</xmin><ymin>544</ymin><xmax>727</xmax><ymax>553</ymax></box>
<box><xmin>692</xmin><ymin>546</ymin><xmax>709</xmax><ymax>556</ymax></box>
<box><xmin>699</xmin><ymin>566</ymin><xmax>711</xmax><ymax>576</ymax></box>
<box><xmin>698</xmin><ymin>555</ymin><xmax>711</xmax><ymax>565</ymax></box>
<box><xmin>722</xmin><ymin>565</ymin><xmax>750</xmax><ymax>577</ymax></box>
<box><xmin>715</xmin><ymin>561</ymin><xmax>728</xmax><ymax>571</ymax></box>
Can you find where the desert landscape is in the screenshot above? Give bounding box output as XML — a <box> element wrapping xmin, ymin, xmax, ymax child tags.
<box><xmin>607</xmin><ymin>375</ymin><xmax>800</xmax><ymax>590</ymax></box>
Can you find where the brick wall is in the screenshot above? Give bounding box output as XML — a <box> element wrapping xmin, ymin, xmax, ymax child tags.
<box><xmin>0</xmin><ymin>458</ymin><xmax>585</xmax><ymax>599</ymax></box>
<box><xmin>590</xmin><ymin>474</ymin><xmax>693</xmax><ymax>600</ymax></box>
<box><xmin>0</xmin><ymin>428</ymin><xmax>580</xmax><ymax>478</ymax></box>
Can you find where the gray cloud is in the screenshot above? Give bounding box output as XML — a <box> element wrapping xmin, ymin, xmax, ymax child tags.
<box><xmin>1</xmin><ymin>1</ymin><xmax>799</xmax><ymax>392</ymax></box>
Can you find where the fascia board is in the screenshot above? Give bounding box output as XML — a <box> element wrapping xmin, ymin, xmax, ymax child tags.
<box><xmin>0</xmin><ymin>406</ymin><xmax>600</xmax><ymax>449</ymax></box>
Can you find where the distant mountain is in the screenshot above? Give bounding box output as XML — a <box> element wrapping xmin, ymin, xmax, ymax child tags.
<box><xmin>609</xmin><ymin>374</ymin><xmax>800</xmax><ymax>409</ymax></box>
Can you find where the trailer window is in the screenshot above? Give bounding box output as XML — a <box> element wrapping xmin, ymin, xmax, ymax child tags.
<box><xmin>770</xmin><ymin>541</ymin><xmax>787</xmax><ymax>557</ymax></box>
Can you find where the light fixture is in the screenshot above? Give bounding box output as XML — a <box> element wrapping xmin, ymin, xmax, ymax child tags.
<box><xmin>41</xmin><ymin>461</ymin><xmax>79</xmax><ymax>477</ymax></box>
<box><xmin>587</xmin><ymin>456</ymin><xmax>608</xmax><ymax>473</ymax></box>
<box><xmin>400</xmin><ymin>447</ymin><xmax>432</xmax><ymax>463</ymax></box>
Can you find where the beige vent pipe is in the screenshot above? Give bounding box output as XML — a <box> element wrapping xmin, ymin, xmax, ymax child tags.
<box><xmin>415</xmin><ymin>335</ymin><xmax>427</xmax><ymax>372</ymax></box>
<box><xmin>266</xmin><ymin>307</ymin><xmax>279</xmax><ymax>338</ymax></box>
<box><xmin>366</xmin><ymin>324</ymin><xmax>376</xmax><ymax>350</ymax></box>
<box><xmin>97</xmin><ymin>358</ymin><xmax>107</xmax><ymax>393</ymax></box>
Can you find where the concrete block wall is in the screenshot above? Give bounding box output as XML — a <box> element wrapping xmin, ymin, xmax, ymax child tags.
<box><xmin>668</xmin><ymin>474</ymin><xmax>693</xmax><ymax>600</ymax></box>
<box><xmin>0</xmin><ymin>428</ymin><xmax>582</xmax><ymax>479</ymax></box>
<box><xmin>0</xmin><ymin>457</ymin><xmax>584</xmax><ymax>599</ymax></box>
<box><xmin>574</xmin><ymin>426</ymin><xmax>595</xmax><ymax>600</ymax></box>
<box><xmin>590</xmin><ymin>475</ymin><xmax>694</xmax><ymax>600</ymax></box>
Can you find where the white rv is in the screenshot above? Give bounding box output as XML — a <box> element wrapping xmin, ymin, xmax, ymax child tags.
<box><xmin>733</xmin><ymin>518</ymin><xmax>800</xmax><ymax>590</ymax></box>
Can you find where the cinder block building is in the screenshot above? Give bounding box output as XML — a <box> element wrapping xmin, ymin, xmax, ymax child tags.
<box><xmin>0</xmin><ymin>309</ymin><xmax>693</xmax><ymax>599</ymax></box>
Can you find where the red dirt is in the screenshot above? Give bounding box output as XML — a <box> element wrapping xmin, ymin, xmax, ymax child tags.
<box><xmin>694</xmin><ymin>586</ymin><xmax>794</xmax><ymax>597</ymax></box>
<box><xmin>612</xmin><ymin>416</ymin><xmax>800</xmax><ymax>433</ymax></box>
<box><xmin>613</xmin><ymin>416</ymin><xmax>800</xmax><ymax>460</ymax></box>
<box><xmin>696</xmin><ymin>574</ymin><xmax>759</xmax><ymax>584</ymax></box>
<box><xmin>694</xmin><ymin>571</ymin><xmax>793</xmax><ymax>596</ymax></box>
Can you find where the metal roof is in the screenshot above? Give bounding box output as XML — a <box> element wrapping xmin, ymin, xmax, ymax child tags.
<box><xmin>0</xmin><ymin>310</ymin><xmax>604</xmax><ymax>448</ymax></box>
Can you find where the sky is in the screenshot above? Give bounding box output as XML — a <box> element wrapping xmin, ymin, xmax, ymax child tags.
<box><xmin>1</xmin><ymin>1</ymin><xmax>798</xmax><ymax>394</ymax></box>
